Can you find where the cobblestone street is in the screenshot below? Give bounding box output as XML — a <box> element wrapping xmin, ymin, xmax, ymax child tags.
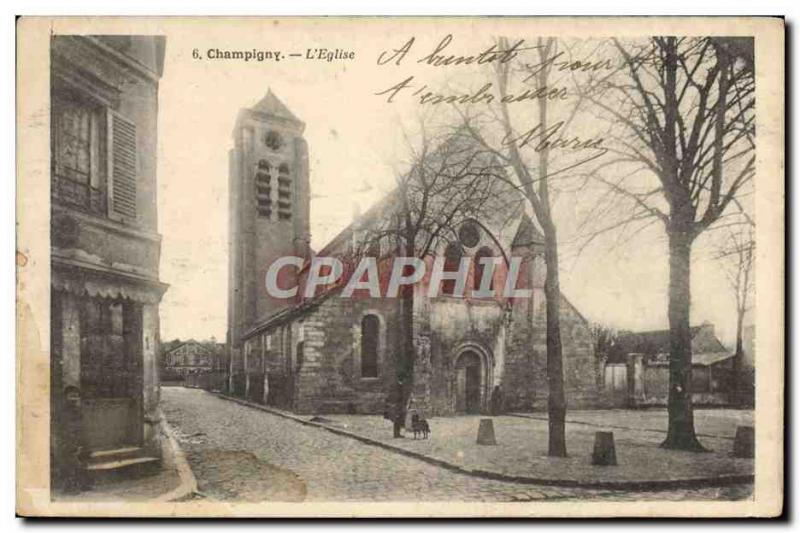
<box><xmin>161</xmin><ymin>387</ymin><xmax>752</xmax><ymax>503</ymax></box>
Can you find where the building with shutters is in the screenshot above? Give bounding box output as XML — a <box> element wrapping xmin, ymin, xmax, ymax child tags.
<box><xmin>161</xmin><ymin>340</ymin><xmax>227</xmax><ymax>390</ymax></box>
<box><xmin>225</xmin><ymin>91</ymin><xmax>601</xmax><ymax>416</ymax></box>
<box><xmin>49</xmin><ymin>35</ymin><xmax>168</xmax><ymax>487</ymax></box>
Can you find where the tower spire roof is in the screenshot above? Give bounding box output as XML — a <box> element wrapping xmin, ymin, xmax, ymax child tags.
<box><xmin>251</xmin><ymin>89</ymin><xmax>301</xmax><ymax>123</ymax></box>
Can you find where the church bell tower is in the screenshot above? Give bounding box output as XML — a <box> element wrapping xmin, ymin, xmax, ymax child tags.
<box><xmin>227</xmin><ymin>90</ymin><xmax>311</xmax><ymax>354</ymax></box>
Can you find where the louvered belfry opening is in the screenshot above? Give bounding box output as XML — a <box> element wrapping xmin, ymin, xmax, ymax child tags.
<box><xmin>255</xmin><ymin>159</ymin><xmax>272</xmax><ymax>219</ymax></box>
<box><xmin>277</xmin><ymin>162</ymin><xmax>292</xmax><ymax>220</ymax></box>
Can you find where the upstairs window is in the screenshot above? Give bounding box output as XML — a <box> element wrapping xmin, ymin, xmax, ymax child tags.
<box><xmin>52</xmin><ymin>90</ymin><xmax>138</xmax><ymax>222</ymax></box>
<box><xmin>52</xmin><ymin>95</ymin><xmax>104</xmax><ymax>214</ymax></box>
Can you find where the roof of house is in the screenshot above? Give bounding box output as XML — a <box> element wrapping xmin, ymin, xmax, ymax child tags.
<box><xmin>691</xmin><ymin>351</ymin><xmax>735</xmax><ymax>366</ymax></box>
<box><xmin>163</xmin><ymin>340</ymin><xmax>225</xmax><ymax>356</ymax></box>
<box><xmin>608</xmin><ymin>324</ymin><xmax>731</xmax><ymax>365</ymax></box>
<box><xmin>615</xmin><ymin>324</ymin><xmax>726</xmax><ymax>354</ymax></box>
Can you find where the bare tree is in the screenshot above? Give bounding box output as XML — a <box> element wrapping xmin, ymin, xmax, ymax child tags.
<box><xmin>579</xmin><ymin>36</ymin><xmax>755</xmax><ymax>450</ymax></box>
<box><xmin>451</xmin><ymin>37</ymin><xmax>609</xmax><ymax>456</ymax></box>
<box><xmin>590</xmin><ymin>323</ymin><xmax>620</xmax><ymax>361</ymax></box>
<box><xmin>714</xmin><ymin>224</ymin><xmax>755</xmax><ymax>406</ymax></box>
<box><xmin>349</xmin><ymin>124</ymin><xmax>517</xmax><ymax>435</ymax></box>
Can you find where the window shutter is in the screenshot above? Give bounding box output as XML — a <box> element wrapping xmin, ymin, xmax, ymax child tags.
<box><xmin>107</xmin><ymin>109</ymin><xmax>137</xmax><ymax>221</ymax></box>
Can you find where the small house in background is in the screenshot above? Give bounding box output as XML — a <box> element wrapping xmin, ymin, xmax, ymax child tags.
<box><xmin>601</xmin><ymin>322</ymin><xmax>735</xmax><ymax>407</ymax></box>
<box><xmin>161</xmin><ymin>340</ymin><xmax>227</xmax><ymax>391</ymax></box>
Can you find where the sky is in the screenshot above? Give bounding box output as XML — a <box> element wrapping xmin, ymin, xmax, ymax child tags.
<box><xmin>155</xmin><ymin>23</ymin><xmax>751</xmax><ymax>346</ymax></box>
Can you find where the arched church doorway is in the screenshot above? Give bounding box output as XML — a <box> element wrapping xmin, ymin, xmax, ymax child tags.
<box><xmin>455</xmin><ymin>350</ymin><xmax>483</xmax><ymax>414</ymax></box>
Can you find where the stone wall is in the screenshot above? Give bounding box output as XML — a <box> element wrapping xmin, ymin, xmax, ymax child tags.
<box><xmin>502</xmin><ymin>284</ymin><xmax>600</xmax><ymax>412</ymax></box>
<box><xmin>293</xmin><ymin>296</ymin><xmax>401</xmax><ymax>413</ymax></box>
<box><xmin>237</xmin><ymin>281</ymin><xmax>600</xmax><ymax>416</ymax></box>
<box><xmin>558</xmin><ymin>297</ymin><xmax>601</xmax><ymax>409</ymax></box>
<box><xmin>238</xmin><ymin>294</ymin><xmax>402</xmax><ymax>414</ymax></box>
<box><xmin>635</xmin><ymin>361</ymin><xmax>733</xmax><ymax>407</ymax></box>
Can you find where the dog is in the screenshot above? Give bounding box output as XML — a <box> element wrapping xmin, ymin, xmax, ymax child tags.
<box><xmin>411</xmin><ymin>412</ymin><xmax>431</xmax><ymax>440</ymax></box>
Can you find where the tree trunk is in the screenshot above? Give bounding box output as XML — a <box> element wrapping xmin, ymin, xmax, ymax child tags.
<box><xmin>661</xmin><ymin>229</ymin><xmax>706</xmax><ymax>451</ymax></box>
<box><xmin>400</xmin><ymin>280</ymin><xmax>414</xmax><ymax>406</ymax></box>
<box><xmin>543</xmin><ymin>225</ymin><xmax>567</xmax><ymax>457</ymax></box>
<box><xmin>532</xmin><ymin>39</ymin><xmax>567</xmax><ymax>458</ymax></box>
<box><xmin>732</xmin><ymin>308</ymin><xmax>745</xmax><ymax>406</ymax></box>
<box><xmin>397</xmin><ymin>232</ymin><xmax>416</xmax><ymax>422</ymax></box>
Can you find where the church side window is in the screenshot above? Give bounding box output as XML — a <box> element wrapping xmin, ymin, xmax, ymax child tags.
<box><xmin>360</xmin><ymin>314</ymin><xmax>380</xmax><ymax>378</ymax></box>
<box><xmin>255</xmin><ymin>159</ymin><xmax>272</xmax><ymax>218</ymax></box>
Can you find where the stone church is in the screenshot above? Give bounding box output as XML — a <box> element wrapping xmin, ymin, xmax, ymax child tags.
<box><xmin>226</xmin><ymin>91</ymin><xmax>600</xmax><ymax>416</ymax></box>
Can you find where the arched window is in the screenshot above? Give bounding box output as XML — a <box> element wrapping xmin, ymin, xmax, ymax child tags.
<box><xmin>442</xmin><ymin>243</ymin><xmax>463</xmax><ymax>296</ymax></box>
<box><xmin>473</xmin><ymin>246</ymin><xmax>495</xmax><ymax>292</ymax></box>
<box><xmin>361</xmin><ymin>315</ymin><xmax>379</xmax><ymax>378</ymax></box>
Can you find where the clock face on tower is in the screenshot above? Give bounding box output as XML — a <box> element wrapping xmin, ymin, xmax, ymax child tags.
<box><xmin>264</xmin><ymin>130</ymin><xmax>283</xmax><ymax>151</ymax></box>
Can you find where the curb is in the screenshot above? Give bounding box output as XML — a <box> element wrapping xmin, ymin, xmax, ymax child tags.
<box><xmin>213</xmin><ymin>392</ymin><xmax>754</xmax><ymax>492</ymax></box>
<box><xmin>156</xmin><ymin>418</ymin><xmax>200</xmax><ymax>502</ymax></box>
<box><xmin>508</xmin><ymin>412</ymin><xmax>737</xmax><ymax>442</ymax></box>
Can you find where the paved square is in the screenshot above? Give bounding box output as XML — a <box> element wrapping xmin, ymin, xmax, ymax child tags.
<box><xmin>162</xmin><ymin>388</ymin><xmax>753</xmax><ymax>502</ymax></box>
<box><xmin>318</xmin><ymin>409</ymin><xmax>753</xmax><ymax>485</ymax></box>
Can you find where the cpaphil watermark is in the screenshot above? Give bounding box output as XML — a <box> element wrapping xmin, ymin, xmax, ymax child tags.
<box><xmin>264</xmin><ymin>255</ymin><xmax>533</xmax><ymax>300</ymax></box>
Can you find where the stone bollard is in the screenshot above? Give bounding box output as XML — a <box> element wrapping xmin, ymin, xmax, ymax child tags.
<box><xmin>592</xmin><ymin>431</ymin><xmax>618</xmax><ymax>466</ymax></box>
<box><xmin>732</xmin><ymin>426</ymin><xmax>755</xmax><ymax>458</ymax></box>
<box><xmin>476</xmin><ymin>418</ymin><xmax>497</xmax><ymax>445</ymax></box>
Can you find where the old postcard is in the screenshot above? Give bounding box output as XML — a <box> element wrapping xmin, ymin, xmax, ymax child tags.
<box><xmin>16</xmin><ymin>16</ymin><xmax>784</xmax><ymax>517</ymax></box>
